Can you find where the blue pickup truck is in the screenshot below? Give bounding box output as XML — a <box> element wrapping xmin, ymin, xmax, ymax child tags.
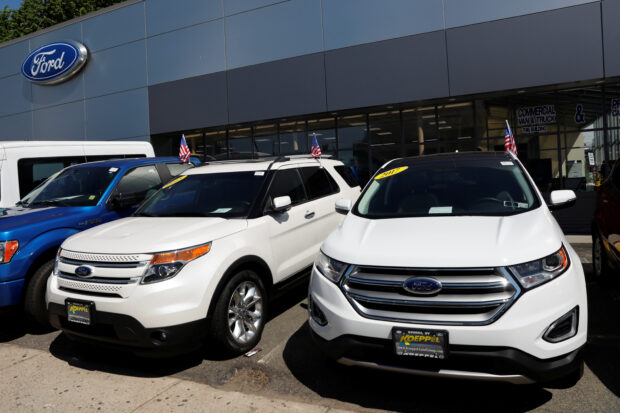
<box><xmin>0</xmin><ymin>157</ymin><xmax>197</xmax><ymax>324</ymax></box>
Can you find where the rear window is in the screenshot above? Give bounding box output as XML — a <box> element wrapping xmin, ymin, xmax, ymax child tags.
<box><xmin>17</xmin><ymin>156</ymin><xmax>86</xmax><ymax>197</ymax></box>
<box><xmin>299</xmin><ymin>167</ymin><xmax>339</xmax><ymax>200</ymax></box>
<box><xmin>166</xmin><ymin>163</ymin><xmax>193</xmax><ymax>177</ymax></box>
<box><xmin>334</xmin><ymin>165</ymin><xmax>360</xmax><ymax>188</ymax></box>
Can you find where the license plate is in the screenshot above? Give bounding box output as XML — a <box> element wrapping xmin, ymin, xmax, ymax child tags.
<box><xmin>392</xmin><ymin>328</ymin><xmax>448</xmax><ymax>359</ymax></box>
<box><xmin>66</xmin><ymin>301</ymin><xmax>93</xmax><ymax>325</ymax></box>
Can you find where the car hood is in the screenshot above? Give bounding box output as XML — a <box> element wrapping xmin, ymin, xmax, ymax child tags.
<box><xmin>0</xmin><ymin>206</ymin><xmax>94</xmax><ymax>235</ymax></box>
<box><xmin>62</xmin><ymin>217</ymin><xmax>247</xmax><ymax>254</ymax></box>
<box><xmin>322</xmin><ymin>208</ymin><xmax>564</xmax><ymax>268</ymax></box>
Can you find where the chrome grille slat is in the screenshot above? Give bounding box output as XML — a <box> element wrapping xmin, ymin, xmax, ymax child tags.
<box><xmin>58</xmin><ymin>272</ymin><xmax>137</xmax><ymax>285</ymax></box>
<box><xmin>341</xmin><ymin>266</ymin><xmax>521</xmax><ymax>326</ymax></box>
<box><xmin>61</xmin><ymin>249</ymin><xmax>152</xmax><ymax>263</ymax></box>
<box><xmin>59</xmin><ymin>257</ymin><xmax>147</xmax><ymax>268</ymax></box>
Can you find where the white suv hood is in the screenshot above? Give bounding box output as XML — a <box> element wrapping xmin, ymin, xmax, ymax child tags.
<box><xmin>63</xmin><ymin>217</ymin><xmax>247</xmax><ymax>254</ymax></box>
<box><xmin>322</xmin><ymin>208</ymin><xmax>564</xmax><ymax>268</ymax></box>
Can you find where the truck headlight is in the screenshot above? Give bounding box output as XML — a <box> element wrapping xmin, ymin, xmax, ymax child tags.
<box><xmin>0</xmin><ymin>241</ymin><xmax>19</xmax><ymax>263</ymax></box>
<box><xmin>315</xmin><ymin>251</ymin><xmax>347</xmax><ymax>283</ymax></box>
<box><xmin>509</xmin><ymin>246</ymin><xmax>569</xmax><ymax>289</ymax></box>
<box><xmin>141</xmin><ymin>242</ymin><xmax>211</xmax><ymax>284</ymax></box>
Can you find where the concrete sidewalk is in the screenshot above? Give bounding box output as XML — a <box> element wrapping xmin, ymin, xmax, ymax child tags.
<box><xmin>0</xmin><ymin>343</ymin><xmax>351</xmax><ymax>413</ymax></box>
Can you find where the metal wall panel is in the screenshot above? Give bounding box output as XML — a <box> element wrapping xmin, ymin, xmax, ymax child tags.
<box><xmin>84</xmin><ymin>40</ymin><xmax>147</xmax><ymax>98</ymax></box>
<box><xmin>0</xmin><ymin>41</ymin><xmax>29</xmax><ymax>79</ymax></box>
<box><xmin>146</xmin><ymin>0</ymin><xmax>222</xmax><ymax>37</ymax></box>
<box><xmin>224</xmin><ymin>0</ymin><xmax>286</xmax><ymax>16</ymax></box>
<box><xmin>603</xmin><ymin>0</ymin><xmax>620</xmax><ymax>77</ymax></box>
<box><xmin>225</xmin><ymin>0</ymin><xmax>323</xmax><ymax>69</ymax></box>
<box><xmin>445</xmin><ymin>0</ymin><xmax>599</xmax><ymax>28</ymax></box>
<box><xmin>147</xmin><ymin>19</ymin><xmax>226</xmax><ymax>85</ymax></box>
<box><xmin>325</xmin><ymin>31</ymin><xmax>449</xmax><ymax>111</ymax></box>
<box><xmin>227</xmin><ymin>53</ymin><xmax>327</xmax><ymax>124</ymax></box>
<box><xmin>32</xmin><ymin>101</ymin><xmax>85</xmax><ymax>140</ymax></box>
<box><xmin>322</xmin><ymin>0</ymin><xmax>444</xmax><ymax>50</ymax></box>
<box><xmin>148</xmin><ymin>71</ymin><xmax>228</xmax><ymax>134</ymax></box>
<box><xmin>85</xmin><ymin>88</ymin><xmax>149</xmax><ymax>140</ymax></box>
<box><xmin>447</xmin><ymin>3</ymin><xmax>604</xmax><ymax>96</ymax></box>
<box><xmin>0</xmin><ymin>74</ymin><xmax>31</xmax><ymax>116</ymax></box>
<box><xmin>0</xmin><ymin>112</ymin><xmax>32</xmax><ymax>140</ymax></box>
<box><xmin>82</xmin><ymin>2</ymin><xmax>145</xmax><ymax>53</ymax></box>
<box><xmin>29</xmin><ymin>23</ymin><xmax>82</xmax><ymax>50</ymax></box>
<box><xmin>31</xmin><ymin>74</ymin><xmax>84</xmax><ymax>109</ymax></box>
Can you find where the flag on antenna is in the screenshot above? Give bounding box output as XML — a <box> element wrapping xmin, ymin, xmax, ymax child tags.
<box><xmin>179</xmin><ymin>134</ymin><xmax>191</xmax><ymax>163</ymax></box>
<box><xmin>311</xmin><ymin>132</ymin><xmax>322</xmax><ymax>158</ymax></box>
<box><xmin>504</xmin><ymin>121</ymin><xmax>517</xmax><ymax>156</ymax></box>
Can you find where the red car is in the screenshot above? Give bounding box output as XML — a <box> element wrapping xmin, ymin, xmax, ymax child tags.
<box><xmin>593</xmin><ymin>161</ymin><xmax>620</xmax><ymax>279</ymax></box>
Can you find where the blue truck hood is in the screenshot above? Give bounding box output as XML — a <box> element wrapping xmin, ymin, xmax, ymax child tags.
<box><xmin>0</xmin><ymin>206</ymin><xmax>98</xmax><ymax>240</ymax></box>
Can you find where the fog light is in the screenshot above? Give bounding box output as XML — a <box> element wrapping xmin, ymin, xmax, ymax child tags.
<box><xmin>543</xmin><ymin>306</ymin><xmax>579</xmax><ymax>343</ymax></box>
<box><xmin>308</xmin><ymin>295</ymin><xmax>328</xmax><ymax>326</ymax></box>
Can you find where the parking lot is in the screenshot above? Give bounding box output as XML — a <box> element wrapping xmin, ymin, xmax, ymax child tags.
<box><xmin>1</xmin><ymin>242</ymin><xmax>619</xmax><ymax>412</ymax></box>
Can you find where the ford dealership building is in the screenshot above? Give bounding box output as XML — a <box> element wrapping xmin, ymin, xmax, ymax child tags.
<box><xmin>0</xmin><ymin>0</ymin><xmax>619</xmax><ymax>232</ymax></box>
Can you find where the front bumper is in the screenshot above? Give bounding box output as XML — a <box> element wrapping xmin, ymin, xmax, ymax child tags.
<box><xmin>0</xmin><ymin>278</ymin><xmax>25</xmax><ymax>307</ymax></box>
<box><xmin>48</xmin><ymin>302</ymin><xmax>206</xmax><ymax>355</ymax></box>
<box><xmin>308</xmin><ymin>247</ymin><xmax>588</xmax><ymax>383</ymax></box>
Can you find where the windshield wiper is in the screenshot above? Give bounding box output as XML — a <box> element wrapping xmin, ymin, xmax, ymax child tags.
<box><xmin>29</xmin><ymin>199</ymin><xmax>71</xmax><ymax>207</ymax></box>
<box><xmin>156</xmin><ymin>212</ymin><xmax>211</xmax><ymax>217</ymax></box>
<box><xmin>15</xmin><ymin>200</ymin><xmax>29</xmax><ymax>207</ymax></box>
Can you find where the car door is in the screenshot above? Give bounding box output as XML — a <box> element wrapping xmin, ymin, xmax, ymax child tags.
<box><xmin>262</xmin><ymin>166</ymin><xmax>316</xmax><ymax>282</ymax></box>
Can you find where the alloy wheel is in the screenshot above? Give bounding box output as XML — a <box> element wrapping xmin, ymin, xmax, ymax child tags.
<box><xmin>227</xmin><ymin>281</ymin><xmax>263</xmax><ymax>344</ymax></box>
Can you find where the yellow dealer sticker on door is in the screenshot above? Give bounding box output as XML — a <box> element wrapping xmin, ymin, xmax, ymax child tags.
<box><xmin>374</xmin><ymin>166</ymin><xmax>408</xmax><ymax>180</ymax></box>
<box><xmin>163</xmin><ymin>175</ymin><xmax>187</xmax><ymax>189</ymax></box>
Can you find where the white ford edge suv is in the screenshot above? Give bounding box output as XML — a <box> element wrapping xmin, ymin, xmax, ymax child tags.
<box><xmin>46</xmin><ymin>156</ymin><xmax>360</xmax><ymax>355</ymax></box>
<box><xmin>309</xmin><ymin>151</ymin><xmax>587</xmax><ymax>385</ymax></box>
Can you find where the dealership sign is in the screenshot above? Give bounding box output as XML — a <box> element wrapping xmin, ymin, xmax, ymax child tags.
<box><xmin>517</xmin><ymin>104</ymin><xmax>556</xmax><ymax>134</ymax></box>
<box><xmin>21</xmin><ymin>41</ymin><xmax>88</xmax><ymax>85</ymax></box>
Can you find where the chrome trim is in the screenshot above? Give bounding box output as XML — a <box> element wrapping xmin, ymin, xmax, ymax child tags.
<box><xmin>337</xmin><ymin>357</ymin><xmax>534</xmax><ymax>385</ymax></box>
<box><xmin>58</xmin><ymin>272</ymin><xmax>137</xmax><ymax>285</ymax></box>
<box><xmin>340</xmin><ymin>265</ymin><xmax>522</xmax><ymax>326</ymax></box>
<box><xmin>59</xmin><ymin>257</ymin><xmax>147</xmax><ymax>268</ymax></box>
<box><xmin>61</xmin><ymin>249</ymin><xmax>152</xmax><ymax>263</ymax></box>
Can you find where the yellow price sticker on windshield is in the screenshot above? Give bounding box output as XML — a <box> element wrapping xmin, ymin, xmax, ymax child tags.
<box><xmin>374</xmin><ymin>166</ymin><xmax>408</xmax><ymax>180</ymax></box>
<box><xmin>163</xmin><ymin>175</ymin><xmax>187</xmax><ymax>189</ymax></box>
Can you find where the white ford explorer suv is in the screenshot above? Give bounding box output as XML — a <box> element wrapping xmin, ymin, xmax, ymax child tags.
<box><xmin>309</xmin><ymin>151</ymin><xmax>587</xmax><ymax>386</ymax></box>
<box><xmin>46</xmin><ymin>156</ymin><xmax>360</xmax><ymax>355</ymax></box>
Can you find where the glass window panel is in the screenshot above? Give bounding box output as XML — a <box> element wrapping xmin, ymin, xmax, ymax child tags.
<box><xmin>229</xmin><ymin>127</ymin><xmax>253</xmax><ymax>159</ymax></box>
<box><xmin>436</xmin><ymin>102</ymin><xmax>475</xmax><ymax>144</ymax></box>
<box><xmin>339</xmin><ymin>149</ymin><xmax>370</xmax><ymax>186</ymax></box>
<box><xmin>205</xmin><ymin>130</ymin><xmax>229</xmax><ymax>160</ymax></box>
<box><xmin>307</xmin><ymin>117</ymin><xmax>336</xmax><ymax>156</ymax></box>
<box><xmin>253</xmin><ymin>124</ymin><xmax>278</xmax><ymax>157</ymax></box>
<box><xmin>184</xmin><ymin>132</ymin><xmax>204</xmax><ymax>160</ymax></box>
<box><xmin>402</xmin><ymin>107</ymin><xmax>435</xmax><ymax>156</ymax></box>
<box><xmin>267</xmin><ymin>169</ymin><xmax>307</xmax><ymax>206</ymax></box>
<box><xmin>279</xmin><ymin>120</ymin><xmax>306</xmax><ymax>155</ymax></box>
<box><xmin>337</xmin><ymin>114</ymin><xmax>368</xmax><ymax>149</ymax></box>
<box><xmin>369</xmin><ymin>110</ymin><xmax>401</xmax><ymax>170</ymax></box>
<box><xmin>557</xmin><ymin>86</ymin><xmax>603</xmax><ymax>132</ymax></box>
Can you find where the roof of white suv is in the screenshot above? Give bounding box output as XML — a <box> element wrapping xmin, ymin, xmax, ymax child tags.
<box><xmin>184</xmin><ymin>156</ymin><xmax>343</xmax><ymax>175</ymax></box>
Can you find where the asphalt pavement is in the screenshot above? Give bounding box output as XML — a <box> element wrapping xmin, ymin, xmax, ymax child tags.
<box><xmin>1</xmin><ymin>241</ymin><xmax>619</xmax><ymax>413</ymax></box>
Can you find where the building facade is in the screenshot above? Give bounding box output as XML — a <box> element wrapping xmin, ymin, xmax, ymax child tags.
<box><xmin>1</xmin><ymin>0</ymin><xmax>620</xmax><ymax>231</ymax></box>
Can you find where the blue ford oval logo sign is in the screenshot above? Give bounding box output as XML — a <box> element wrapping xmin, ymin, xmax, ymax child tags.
<box><xmin>21</xmin><ymin>41</ymin><xmax>88</xmax><ymax>85</ymax></box>
<box><xmin>74</xmin><ymin>266</ymin><xmax>93</xmax><ymax>278</ymax></box>
<box><xmin>403</xmin><ymin>277</ymin><xmax>442</xmax><ymax>295</ymax></box>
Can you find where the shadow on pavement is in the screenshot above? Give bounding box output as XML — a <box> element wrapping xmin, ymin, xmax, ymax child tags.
<box><xmin>282</xmin><ymin>321</ymin><xmax>552</xmax><ymax>413</ymax></box>
<box><xmin>0</xmin><ymin>309</ymin><xmax>55</xmax><ymax>342</ymax></box>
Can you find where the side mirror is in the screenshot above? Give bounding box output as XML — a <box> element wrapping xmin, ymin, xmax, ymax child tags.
<box><xmin>548</xmin><ymin>190</ymin><xmax>577</xmax><ymax>211</ymax></box>
<box><xmin>335</xmin><ymin>199</ymin><xmax>352</xmax><ymax>215</ymax></box>
<box><xmin>271</xmin><ymin>196</ymin><xmax>292</xmax><ymax>213</ymax></box>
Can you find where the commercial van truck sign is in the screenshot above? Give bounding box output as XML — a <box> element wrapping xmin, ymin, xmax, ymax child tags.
<box><xmin>21</xmin><ymin>41</ymin><xmax>88</xmax><ymax>85</ymax></box>
<box><xmin>517</xmin><ymin>104</ymin><xmax>556</xmax><ymax>134</ymax></box>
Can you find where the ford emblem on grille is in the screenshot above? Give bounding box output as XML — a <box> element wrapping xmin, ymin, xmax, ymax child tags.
<box><xmin>403</xmin><ymin>277</ymin><xmax>442</xmax><ymax>295</ymax></box>
<box><xmin>74</xmin><ymin>266</ymin><xmax>94</xmax><ymax>278</ymax></box>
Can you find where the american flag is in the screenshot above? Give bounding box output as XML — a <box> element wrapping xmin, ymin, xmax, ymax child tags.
<box><xmin>310</xmin><ymin>132</ymin><xmax>322</xmax><ymax>158</ymax></box>
<box><xmin>504</xmin><ymin>120</ymin><xmax>517</xmax><ymax>156</ymax></box>
<box><xmin>179</xmin><ymin>134</ymin><xmax>191</xmax><ymax>163</ymax></box>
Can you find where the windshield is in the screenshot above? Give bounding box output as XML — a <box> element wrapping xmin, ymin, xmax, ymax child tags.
<box><xmin>19</xmin><ymin>166</ymin><xmax>119</xmax><ymax>207</ymax></box>
<box><xmin>135</xmin><ymin>172</ymin><xmax>265</xmax><ymax>218</ymax></box>
<box><xmin>354</xmin><ymin>156</ymin><xmax>540</xmax><ymax>218</ymax></box>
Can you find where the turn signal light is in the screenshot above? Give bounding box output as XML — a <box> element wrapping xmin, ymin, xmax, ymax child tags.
<box><xmin>0</xmin><ymin>241</ymin><xmax>19</xmax><ymax>263</ymax></box>
<box><xmin>150</xmin><ymin>243</ymin><xmax>211</xmax><ymax>265</ymax></box>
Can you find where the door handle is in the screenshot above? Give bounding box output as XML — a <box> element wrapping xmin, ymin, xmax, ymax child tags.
<box><xmin>305</xmin><ymin>211</ymin><xmax>315</xmax><ymax>219</ymax></box>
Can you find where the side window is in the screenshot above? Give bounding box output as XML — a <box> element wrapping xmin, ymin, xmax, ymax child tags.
<box><xmin>334</xmin><ymin>165</ymin><xmax>360</xmax><ymax>188</ymax></box>
<box><xmin>299</xmin><ymin>167</ymin><xmax>338</xmax><ymax>200</ymax></box>
<box><xmin>115</xmin><ymin>165</ymin><xmax>162</xmax><ymax>203</ymax></box>
<box><xmin>267</xmin><ymin>169</ymin><xmax>307</xmax><ymax>206</ymax></box>
<box><xmin>612</xmin><ymin>164</ymin><xmax>620</xmax><ymax>189</ymax></box>
<box><xmin>166</xmin><ymin>163</ymin><xmax>192</xmax><ymax>177</ymax></box>
<box><xmin>17</xmin><ymin>156</ymin><xmax>85</xmax><ymax>197</ymax></box>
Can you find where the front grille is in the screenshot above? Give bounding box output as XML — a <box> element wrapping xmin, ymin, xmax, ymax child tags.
<box><xmin>341</xmin><ymin>266</ymin><xmax>521</xmax><ymax>325</ymax></box>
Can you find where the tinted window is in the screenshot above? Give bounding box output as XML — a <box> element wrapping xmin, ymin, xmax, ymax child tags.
<box><xmin>115</xmin><ymin>165</ymin><xmax>162</xmax><ymax>203</ymax></box>
<box><xmin>268</xmin><ymin>169</ymin><xmax>307</xmax><ymax>206</ymax></box>
<box><xmin>334</xmin><ymin>165</ymin><xmax>360</xmax><ymax>188</ymax></box>
<box><xmin>136</xmin><ymin>172</ymin><xmax>264</xmax><ymax>218</ymax></box>
<box><xmin>166</xmin><ymin>163</ymin><xmax>193</xmax><ymax>177</ymax></box>
<box><xmin>17</xmin><ymin>156</ymin><xmax>86</xmax><ymax>197</ymax></box>
<box><xmin>300</xmin><ymin>167</ymin><xmax>338</xmax><ymax>200</ymax></box>
<box><xmin>612</xmin><ymin>164</ymin><xmax>620</xmax><ymax>189</ymax></box>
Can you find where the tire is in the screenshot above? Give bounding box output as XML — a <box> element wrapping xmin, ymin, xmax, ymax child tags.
<box><xmin>210</xmin><ymin>270</ymin><xmax>267</xmax><ymax>355</ymax></box>
<box><xmin>23</xmin><ymin>259</ymin><xmax>54</xmax><ymax>326</ymax></box>
<box><xmin>592</xmin><ymin>231</ymin><xmax>611</xmax><ymax>280</ymax></box>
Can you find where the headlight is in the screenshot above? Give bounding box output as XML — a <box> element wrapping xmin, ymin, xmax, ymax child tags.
<box><xmin>315</xmin><ymin>251</ymin><xmax>347</xmax><ymax>283</ymax></box>
<box><xmin>0</xmin><ymin>241</ymin><xmax>19</xmax><ymax>264</ymax></box>
<box><xmin>509</xmin><ymin>246</ymin><xmax>569</xmax><ymax>289</ymax></box>
<box><xmin>141</xmin><ymin>242</ymin><xmax>211</xmax><ymax>284</ymax></box>
<box><xmin>53</xmin><ymin>248</ymin><xmax>62</xmax><ymax>275</ymax></box>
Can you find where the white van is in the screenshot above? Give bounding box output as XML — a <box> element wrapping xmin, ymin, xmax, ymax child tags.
<box><xmin>0</xmin><ymin>141</ymin><xmax>155</xmax><ymax>207</ymax></box>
